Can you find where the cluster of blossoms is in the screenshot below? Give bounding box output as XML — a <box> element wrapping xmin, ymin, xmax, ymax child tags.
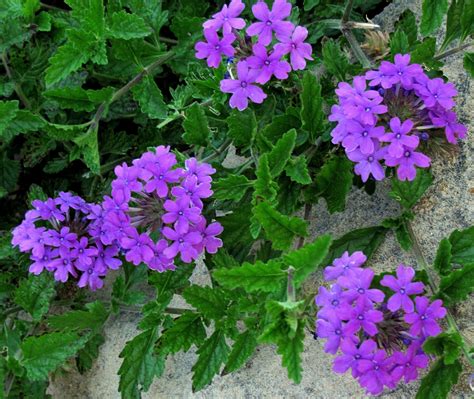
<box><xmin>101</xmin><ymin>146</ymin><xmax>223</xmax><ymax>272</ymax></box>
<box><xmin>329</xmin><ymin>54</ymin><xmax>467</xmax><ymax>181</ymax></box>
<box><xmin>195</xmin><ymin>0</ymin><xmax>312</xmax><ymax>110</ymax></box>
<box><xmin>12</xmin><ymin>192</ymin><xmax>121</xmax><ymax>290</ymax></box>
<box><xmin>316</xmin><ymin>251</ymin><xmax>447</xmax><ymax>395</ymax></box>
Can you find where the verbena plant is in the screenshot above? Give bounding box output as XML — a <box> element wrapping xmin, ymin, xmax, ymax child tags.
<box><xmin>0</xmin><ymin>0</ymin><xmax>473</xmax><ymax>398</ymax></box>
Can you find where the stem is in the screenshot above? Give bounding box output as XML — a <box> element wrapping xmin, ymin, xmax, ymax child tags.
<box><xmin>342</xmin><ymin>29</ymin><xmax>372</xmax><ymax>69</ymax></box>
<box><xmin>200</xmin><ymin>138</ymin><xmax>232</xmax><ymax>163</ymax></box>
<box><xmin>158</xmin><ymin>36</ymin><xmax>178</xmax><ymax>44</ymax></box>
<box><xmin>3</xmin><ymin>306</ymin><xmax>22</xmax><ymax>317</ymax></box>
<box><xmin>406</xmin><ymin>221</ymin><xmax>474</xmax><ymax>367</ymax></box>
<box><xmin>341</xmin><ymin>0</ymin><xmax>354</xmax><ymax>22</ymax></box>
<box><xmin>434</xmin><ymin>42</ymin><xmax>473</xmax><ymax>61</ymax></box>
<box><xmin>1</xmin><ymin>52</ymin><xmax>32</xmax><ymax>109</ymax></box>
<box><xmin>40</xmin><ymin>2</ymin><xmax>67</xmax><ymax>11</ymax></box>
<box><xmin>323</xmin><ymin>19</ymin><xmax>380</xmax><ymax>30</ymax></box>
<box><xmin>296</xmin><ymin>204</ymin><xmax>312</xmax><ymax>249</ymax></box>
<box><xmin>286</xmin><ymin>266</ymin><xmax>296</xmax><ymax>302</ymax></box>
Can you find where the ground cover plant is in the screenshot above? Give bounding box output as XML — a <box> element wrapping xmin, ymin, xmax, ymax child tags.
<box><xmin>0</xmin><ymin>0</ymin><xmax>473</xmax><ymax>398</ymax></box>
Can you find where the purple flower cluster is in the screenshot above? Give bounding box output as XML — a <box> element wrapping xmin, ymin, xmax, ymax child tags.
<box><xmin>330</xmin><ymin>54</ymin><xmax>467</xmax><ymax>181</ymax></box>
<box><xmin>316</xmin><ymin>252</ymin><xmax>447</xmax><ymax>395</ymax></box>
<box><xmin>101</xmin><ymin>146</ymin><xmax>223</xmax><ymax>271</ymax></box>
<box><xmin>12</xmin><ymin>192</ymin><xmax>121</xmax><ymax>290</ymax></box>
<box><xmin>195</xmin><ymin>0</ymin><xmax>313</xmax><ymax>111</ymax></box>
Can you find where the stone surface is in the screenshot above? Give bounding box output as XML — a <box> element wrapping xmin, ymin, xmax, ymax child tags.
<box><xmin>48</xmin><ymin>1</ymin><xmax>474</xmax><ymax>397</ymax></box>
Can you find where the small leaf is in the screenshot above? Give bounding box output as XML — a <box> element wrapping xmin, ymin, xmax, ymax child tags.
<box><xmin>213</xmin><ymin>259</ymin><xmax>286</xmax><ymax>293</ymax></box>
<box><xmin>192</xmin><ymin>330</ymin><xmax>229</xmax><ymax>392</ymax></box>
<box><xmin>420</xmin><ymin>0</ymin><xmax>448</xmax><ymax>36</ymax></box>
<box><xmin>267</xmin><ymin>129</ymin><xmax>297</xmax><ymax>177</ymax></box>
<box><xmin>285</xmin><ymin>156</ymin><xmax>311</xmax><ymax>185</ymax></box>
<box><xmin>435</xmin><ymin>263</ymin><xmax>474</xmax><ymax>306</ymax></box>
<box><xmin>300</xmin><ymin>72</ymin><xmax>324</xmax><ymax>141</ymax></box>
<box><xmin>76</xmin><ymin>333</ymin><xmax>105</xmax><ymax>373</ymax></box>
<box><xmin>449</xmin><ymin>226</ymin><xmax>474</xmax><ymax>265</ymax></box>
<box><xmin>423</xmin><ymin>331</ymin><xmax>463</xmax><ymax>365</ymax></box>
<box><xmin>161</xmin><ymin>312</ymin><xmax>206</xmax><ymax>354</ymax></box>
<box><xmin>73</xmin><ymin>128</ymin><xmax>100</xmax><ymax>174</ymax></box>
<box><xmin>0</xmin><ymin>100</ymin><xmax>19</xmax><ymax>138</ymax></box>
<box><xmin>182</xmin><ymin>102</ymin><xmax>210</xmax><ymax>146</ymax></box>
<box><xmin>396</xmin><ymin>10</ymin><xmax>418</xmax><ymax>45</ymax></box>
<box><xmin>276</xmin><ymin>321</ymin><xmax>304</xmax><ymax>383</ymax></box>
<box><xmin>254</xmin><ymin>154</ymin><xmax>277</xmax><ymax>203</ymax></box>
<box><xmin>14</xmin><ymin>274</ymin><xmax>55</xmax><ymax>321</ymax></box>
<box><xmin>48</xmin><ymin>301</ymin><xmax>109</xmax><ymax>332</ymax></box>
<box><xmin>464</xmin><ymin>52</ymin><xmax>474</xmax><ymax>78</ymax></box>
<box><xmin>415</xmin><ymin>358</ymin><xmax>461</xmax><ymax>399</ymax></box>
<box><xmin>213</xmin><ymin>175</ymin><xmax>253</xmax><ymax>201</ymax></box>
<box><xmin>44</xmin><ymin>87</ymin><xmax>113</xmax><ymax>112</ymax></box>
<box><xmin>226</xmin><ymin>108</ymin><xmax>257</xmax><ymax>146</ymax></box>
<box><xmin>460</xmin><ymin>0</ymin><xmax>474</xmax><ymax>41</ymax></box>
<box><xmin>390</xmin><ymin>29</ymin><xmax>410</xmax><ymax>56</ymax></box>
<box><xmin>390</xmin><ymin>169</ymin><xmax>433</xmax><ymax>209</ymax></box>
<box><xmin>442</xmin><ymin>0</ymin><xmax>465</xmax><ymax>50</ymax></box>
<box><xmin>132</xmin><ymin>76</ymin><xmax>167</xmax><ymax>120</ymax></box>
<box><xmin>322</xmin><ymin>39</ymin><xmax>349</xmax><ymax>80</ymax></box>
<box><xmin>45</xmin><ymin>42</ymin><xmax>89</xmax><ymax>86</ymax></box>
<box><xmin>433</xmin><ymin>238</ymin><xmax>452</xmax><ymax>276</ymax></box>
<box><xmin>107</xmin><ymin>11</ymin><xmax>151</xmax><ymax>39</ymax></box>
<box><xmin>254</xmin><ymin>202</ymin><xmax>308</xmax><ymax>251</ymax></box>
<box><xmin>0</xmin><ymin>151</ymin><xmax>20</xmax><ymax>193</ymax></box>
<box><xmin>182</xmin><ymin>285</ymin><xmax>229</xmax><ymax>319</ymax></box>
<box><xmin>222</xmin><ymin>330</ymin><xmax>258</xmax><ymax>375</ymax></box>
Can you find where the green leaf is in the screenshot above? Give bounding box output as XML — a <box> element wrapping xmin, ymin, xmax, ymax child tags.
<box><xmin>390</xmin><ymin>169</ymin><xmax>433</xmax><ymax>209</ymax></box>
<box><xmin>213</xmin><ymin>259</ymin><xmax>286</xmax><ymax>293</ymax></box>
<box><xmin>2</xmin><ymin>110</ymin><xmax>46</xmax><ymax>143</ymax></box>
<box><xmin>415</xmin><ymin>358</ymin><xmax>461</xmax><ymax>399</ymax></box>
<box><xmin>464</xmin><ymin>52</ymin><xmax>474</xmax><ymax>78</ymax></box>
<box><xmin>390</xmin><ymin>29</ymin><xmax>410</xmax><ymax>56</ymax></box>
<box><xmin>131</xmin><ymin>75</ymin><xmax>167</xmax><ymax>120</ymax></box>
<box><xmin>48</xmin><ymin>301</ymin><xmax>109</xmax><ymax>332</ymax></box>
<box><xmin>442</xmin><ymin>0</ymin><xmax>465</xmax><ymax>49</ymax></box>
<box><xmin>423</xmin><ymin>331</ymin><xmax>463</xmax><ymax>365</ymax></box>
<box><xmin>324</xmin><ymin>226</ymin><xmax>388</xmax><ymax>265</ymax></box>
<box><xmin>107</xmin><ymin>11</ymin><xmax>151</xmax><ymax>39</ymax></box>
<box><xmin>76</xmin><ymin>333</ymin><xmax>105</xmax><ymax>373</ymax></box>
<box><xmin>182</xmin><ymin>285</ymin><xmax>228</xmax><ymax>319</ymax></box>
<box><xmin>433</xmin><ymin>238</ymin><xmax>452</xmax><ymax>276</ymax></box>
<box><xmin>192</xmin><ymin>330</ymin><xmax>229</xmax><ymax>392</ymax></box>
<box><xmin>161</xmin><ymin>312</ymin><xmax>206</xmax><ymax>354</ymax></box>
<box><xmin>394</xmin><ymin>220</ymin><xmax>412</xmax><ymax>251</ymax></box>
<box><xmin>43</xmin><ymin>87</ymin><xmax>113</xmax><ymax>112</ymax></box>
<box><xmin>222</xmin><ymin>330</ymin><xmax>258</xmax><ymax>375</ymax></box>
<box><xmin>304</xmin><ymin>0</ymin><xmax>320</xmax><ymax>11</ymax></box>
<box><xmin>14</xmin><ymin>274</ymin><xmax>55</xmax><ymax>321</ymax></box>
<box><xmin>118</xmin><ymin>327</ymin><xmax>161</xmax><ymax>399</ymax></box>
<box><xmin>226</xmin><ymin>108</ymin><xmax>257</xmax><ymax>146</ymax></box>
<box><xmin>147</xmin><ymin>262</ymin><xmax>194</xmax><ymax>295</ymax></box>
<box><xmin>420</xmin><ymin>0</ymin><xmax>448</xmax><ymax>36</ymax></box>
<box><xmin>254</xmin><ymin>202</ymin><xmax>308</xmax><ymax>251</ymax></box>
<box><xmin>276</xmin><ymin>321</ymin><xmax>304</xmax><ymax>383</ymax></box>
<box><xmin>213</xmin><ymin>175</ymin><xmax>253</xmax><ymax>201</ymax></box>
<box><xmin>300</xmin><ymin>72</ymin><xmax>324</xmax><ymax>141</ymax></box>
<box><xmin>21</xmin><ymin>331</ymin><xmax>88</xmax><ymax>381</ymax></box>
<box><xmin>262</xmin><ymin>108</ymin><xmax>301</xmax><ymax>144</ymax></box>
<box><xmin>410</xmin><ymin>38</ymin><xmax>437</xmax><ymax>66</ymax></box>
<box><xmin>182</xmin><ymin>102</ymin><xmax>210</xmax><ymax>146</ymax></box>
<box><xmin>267</xmin><ymin>129</ymin><xmax>297</xmax><ymax>178</ymax></box>
<box><xmin>449</xmin><ymin>226</ymin><xmax>474</xmax><ymax>265</ymax></box>
<box><xmin>436</xmin><ymin>263</ymin><xmax>474</xmax><ymax>306</ymax></box>
<box><xmin>396</xmin><ymin>10</ymin><xmax>418</xmax><ymax>45</ymax></box>
<box><xmin>254</xmin><ymin>154</ymin><xmax>277</xmax><ymax>203</ymax></box>
<box><xmin>285</xmin><ymin>156</ymin><xmax>311</xmax><ymax>185</ymax></box>
<box><xmin>0</xmin><ymin>100</ymin><xmax>19</xmax><ymax>137</ymax></box>
<box><xmin>0</xmin><ymin>151</ymin><xmax>20</xmax><ymax>193</ymax></box>
<box><xmin>45</xmin><ymin>42</ymin><xmax>89</xmax><ymax>86</ymax></box>
<box><xmin>73</xmin><ymin>128</ymin><xmax>100</xmax><ymax>174</ymax></box>
<box><xmin>460</xmin><ymin>0</ymin><xmax>474</xmax><ymax>40</ymax></box>
<box><xmin>322</xmin><ymin>39</ymin><xmax>349</xmax><ymax>80</ymax></box>
<box><xmin>314</xmin><ymin>155</ymin><xmax>353</xmax><ymax>213</ymax></box>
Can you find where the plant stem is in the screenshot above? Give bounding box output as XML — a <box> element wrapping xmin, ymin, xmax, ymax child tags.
<box><xmin>3</xmin><ymin>305</ymin><xmax>22</xmax><ymax>317</ymax></box>
<box><xmin>200</xmin><ymin>138</ymin><xmax>232</xmax><ymax>163</ymax></box>
<box><xmin>159</xmin><ymin>36</ymin><xmax>178</xmax><ymax>44</ymax></box>
<box><xmin>342</xmin><ymin>29</ymin><xmax>372</xmax><ymax>69</ymax></box>
<box><xmin>1</xmin><ymin>52</ymin><xmax>32</xmax><ymax>109</ymax></box>
<box><xmin>286</xmin><ymin>266</ymin><xmax>296</xmax><ymax>302</ymax></box>
<box><xmin>406</xmin><ymin>221</ymin><xmax>474</xmax><ymax>367</ymax></box>
<box><xmin>296</xmin><ymin>203</ymin><xmax>312</xmax><ymax>249</ymax></box>
<box><xmin>341</xmin><ymin>0</ymin><xmax>354</xmax><ymax>22</ymax></box>
<box><xmin>323</xmin><ymin>19</ymin><xmax>380</xmax><ymax>30</ymax></box>
<box><xmin>434</xmin><ymin>42</ymin><xmax>473</xmax><ymax>61</ymax></box>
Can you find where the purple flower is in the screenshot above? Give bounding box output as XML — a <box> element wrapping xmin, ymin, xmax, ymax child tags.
<box><xmin>195</xmin><ymin>29</ymin><xmax>235</xmax><ymax>69</ymax></box>
<box><xmin>112</xmin><ymin>163</ymin><xmax>141</xmax><ymax>200</ymax></box>
<box><xmin>246</xmin><ymin>0</ymin><xmax>294</xmax><ymax>45</ymax></box>
<box><xmin>142</xmin><ymin>153</ymin><xmax>183</xmax><ymax>198</ymax></box>
<box><xmin>29</xmin><ymin>248</ymin><xmax>58</xmax><ymax>275</ymax></box>
<box><xmin>338</xmin><ymin>301</ymin><xmax>383</xmax><ymax>336</ymax></box>
<box><xmin>94</xmin><ymin>242</ymin><xmax>122</xmax><ymax>271</ymax></box>
<box><xmin>171</xmin><ymin>175</ymin><xmax>212</xmax><ymax>209</ymax></box>
<box><xmin>57</xmin><ymin>191</ymin><xmax>85</xmax><ymax>212</ymax></box>
<box><xmin>274</xmin><ymin>26</ymin><xmax>313</xmax><ymax>70</ymax></box>
<box><xmin>194</xmin><ymin>219</ymin><xmax>224</xmax><ymax>254</ymax></box>
<box><xmin>377</xmin><ymin>54</ymin><xmax>424</xmax><ymax>89</ymax></box>
<box><xmin>162</xmin><ymin>196</ymin><xmax>202</xmax><ymax>234</ymax></box>
<box><xmin>71</xmin><ymin>237</ymin><xmax>98</xmax><ymax>267</ymax></box>
<box><xmin>316</xmin><ymin>313</ymin><xmax>357</xmax><ymax>354</ymax></box>
<box><xmin>336</xmin><ymin>77</ymin><xmax>379</xmax><ymax>101</ymax></box>
<box><xmin>347</xmin><ymin>146</ymin><xmax>386</xmax><ymax>182</ymax></box>
<box><xmin>380</xmin><ymin>117</ymin><xmax>419</xmax><ymax>158</ymax></box>
<box><xmin>203</xmin><ymin>0</ymin><xmax>245</xmax><ymax>34</ymax></box>
<box><xmin>49</xmin><ymin>248</ymin><xmax>78</xmax><ymax>283</ymax></box>
<box><xmin>162</xmin><ymin>227</ymin><xmax>202</xmax><ymax>263</ymax></box>
<box><xmin>342</xmin><ymin>120</ymin><xmax>385</xmax><ymax>154</ymax></box>
<box><xmin>391</xmin><ymin>344</ymin><xmax>429</xmax><ymax>383</ymax></box>
<box><xmin>48</xmin><ymin>227</ymin><xmax>77</xmax><ymax>248</ymax></box>
<box><xmin>121</xmin><ymin>230</ymin><xmax>155</xmax><ymax>266</ymax></box>
<box><xmin>380</xmin><ymin>265</ymin><xmax>424</xmax><ymax>313</ymax></box>
<box><xmin>220</xmin><ymin>60</ymin><xmax>267</xmax><ymax>111</ymax></box>
<box><xmin>316</xmin><ymin>284</ymin><xmax>346</xmax><ymax>318</ymax></box>
<box><xmin>323</xmin><ymin>251</ymin><xmax>367</xmax><ymax>281</ymax></box>
<box><xmin>431</xmin><ymin>110</ymin><xmax>467</xmax><ymax>144</ymax></box>
<box><xmin>247</xmin><ymin>44</ymin><xmax>291</xmax><ymax>84</ymax></box>
<box><xmin>405</xmin><ymin>297</ymin><xmax>446</xmax><ymax>337</ymax></box>
<box><xmin>333</xmin><ymin>339</ymin><xmax>376</xmax><ymax>378</ymax></box>
<box><xmin>32</xmin><ymin>198</ymin><xmax>64</xmax><ymax>221</ymax></box>
<box><xmin>385</xmin><ymin>148</ymin><xmax>431</xmax><ymax>181</ymax></box>
<box><xmin>148</xmin><ymin>239</ymin><xmax>174</xmax><ymax>272</ymax></box>
<box><xmin>358</xmin><ymin>350</ymin><xmax>395</xmax><ymax>395</ymax></box>
<box><xmin>344</xmin><ymin>95</ymin><xmax>387</xmax><ymax>125</ymax></box>
<box><xmin>338</xmin><ymin>268</ymin><xmax>385</xmax><ymax>305</ymax></box>
<box><xmin>414</xmin><ymin>77</ymin><xmax>457</xmax><ymax>109</ymax></box>
<box><xmin>184</xmin><ymin>157</ymin><xmax>216</xmax><ymax>184</ymax></box>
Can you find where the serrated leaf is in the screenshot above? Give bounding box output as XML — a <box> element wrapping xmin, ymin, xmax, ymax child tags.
<box><xmin>423</xmin><ymin>331</ymin><xmax>463</xmax><ymax>365</ymax></box>
<box><xmin>222</xmin><ymin>330</ymin><xmax>258</xmax><ymax>375</ymax></box>
<box><xmin>118</xmin><ymin>327</ymin><xmax>161</xmax><ymax>399</ymax></box>
<box><xmin>254</xmin><ymin>202</ymin><xmax>308</xmax><ymax>251</ymax></box>
<box><xmin>442</xmin><ymin>0</ymin><xmax>464</xmax><ymax>50</ymax></box>
<box><xmin>227</xmin><ymin>108</ymin><xmax>256</xmax><ymax>146</ymax></box>
<box><xmin>460</xmin><ymin>0</ymin><xmax>474</xmax><ymax>40</ymax></box>
<box><xmin>390</xmin><ymin>29</ymin><xmax>410</xmax><ymax>56</ymax></box>
<box><xmin>300</xmin><ymin>72</ymin><xmax>324</xmax><ymax>141</ymax></box>
<box><xmin>267</xmin><ymin>129</ymin><xmax>296</xmax><ymax>178</ymax></box>
<box><xmin>48</xmin><ymin>301</ymin><xmax>109</xmax><ymax>332</ymax></box>
<box><xmin>45</xmin><ymin>42</ymin><xmax>90</xmax><ymax>86</ymax></box>
<box><xmin>415</xmin><ymin>358</ymin><xmax>461</xmax><ymax>399</ymax></box>
<box><xmin>449</xmin><ymin>226</ymin><xmax>474</xmax><ymax>265</ymax></box>
<box><xmin>14</xmin><ymin>274</ymin><xmax>55</xmax><ymax>321</ymax></box>
<box><xmin>464</xmin><ymin>52</ymin><xmax>474</xmax><ymax>78</ymax></box>
<box><xmin>213</xmin><ymin>175</ymin><xmax>253</xmax><ymax>201</ymax></box>
<box><xmin>283</xmin><ymin>234</ymin><xmax>332</xmax><ymax>286</ymax></box>
<box><xmin>21</xmin><ymin>331</ymin><xmax>88</xmax><ymax>381</ymax></box>
<box><xmin>420</xmin><ymin>0</ymin><xmax>448</xmax><ymax>36</ymax></box>
<box><xmin>395</xmin><ymin>10</ymin><xmax>418</xmax><ymax>45</ymax></box>
<box><xmin>2</xmin><ymin>110</ymin><xmax>46</xmax><ymax>142</ymax></box>
<box><xmin>314</xmin><ymin>155</ymin><xmax>353</xmax><ymax>213</ymax></box>
<box><xmin>213</xmin><ymin>259</ymin><xmax>286</xmax><ymax>293</ymax></box>
<box><xmin>0</xmin><ymin>100</ymin><xmax>19</xmax><ymax>138</ymax></box>
<box><xmin>285</xmin><ymin>156</ymin><xmax>311</xmax><ymax>184</ymax></box>
<box><xmin>394</xmin><ymin>220</ymin><xmax>412</xmax><ymax>251</ymax></box>
<box><xmin>76</xmin><ymin>333</ymin><xmax>105</xmax><ymax>373</ymax></box>
<box><xmin>182</xmin><ymin>285</ymin><xmax>228</xmax><ymax>319</ymax></box>
<box><xmin>436</xmin><ymin>263</ymin><xmax>474</xmax><ymax>306</ymax></box>
<box><xmin>107</xmin><ymin>11</ymin><xmax>151</xmax><ymax>39</ymax></box>
<box><xmin>276</xmin><ymin>321</ymin><xmax>304</xmax><ymax>383</ymax></box>
<box><xmin>161</xmin><ymin>312</ymin><xmax>206</xmax><ymax>354</ymax></box>
<box><xmin>73</xmin><ymin>128</ymin><xmax>100</xmax><ymax>174</ymax></box>
<box><xmin>254</xmin><ymin>153</ymin><xmax>277</xmax><ymax>203</ymax></box>
<box><xmin>147</xmin><ymin>262</ymin><xmax>194</xmax><ymax>295</ymax></box>
<box><xmin>131</xmin><ymin>75</ymin><xmax>167</xmax><ymax>120</ymax></box>
<box><xmin>262</xmin><ymin>108</ymin><xmax>301</xmax><ymax>143</ymax></box>
<box><xmin>410</xmin><ymin>38</ymin><xmax>437</xmax><ymax>66</ymax></box>
<box><xmin>44</xmin><ymin>87</ymin><xmax>113</xmax><ymax>112</ymax></box>
<box><xmin>0</xmin><ymin>151</ymin><xmax>20</xmax><ymax>193</ymax></box>
<box><xmin>192</xmin><ymin>330</ymin><xmax>229</xmax><ymax>392</ymax></box>
<box><xmin>390</xmin><ymin>168</ymin><xmax>433</xmax><ymax>209</ymax></box>
<box><xmin>182</xmin><ymin>102</ymin><xmax>209</xmax><ymax>146</ymax></box>
<box><xmin>322</xmin><ymin>39</ymin><xmax>349</xmax><ymax>80</ymax></box>
<box><xmin>434</xmin><ymin>238</ymin><xmax>452</xmax><ymax>276</ymax></box>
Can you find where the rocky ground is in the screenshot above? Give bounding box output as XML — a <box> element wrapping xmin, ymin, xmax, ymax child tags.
<box><xmin>48</xmin><ymin>0</ymin><xmax>473</xmax><ymax>397</ymax></box>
